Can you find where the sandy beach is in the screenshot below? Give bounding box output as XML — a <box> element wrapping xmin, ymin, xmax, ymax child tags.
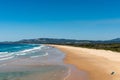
<box><xmin>52</xmin><ymin>45</ymin><xmax>120</xmax><ymax>80</ymax></box>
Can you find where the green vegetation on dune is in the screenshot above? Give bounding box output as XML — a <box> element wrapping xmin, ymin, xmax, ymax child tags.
<box><xmin>60</xmin><ymin>43</ymin><xmax>120</xmax><ymax>52</ymax></box>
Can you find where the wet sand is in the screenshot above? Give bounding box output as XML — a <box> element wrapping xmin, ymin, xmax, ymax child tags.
<box><xmin>64</xmin><ymin>65</ymin><xmax>88</xmax><ymax>80</ymax></box>
<box><xmin>52</xmin><ymin>45</ymin><xmax>120</xmax><ymax>80</ymax></box>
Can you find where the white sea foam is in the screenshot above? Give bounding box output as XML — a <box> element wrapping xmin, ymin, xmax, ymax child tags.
<box><xmin>0</xmin><ymin>52</ymin><xmax>9</xmax><ymax>55</ymax></box>
<box><xmin>22</xmin><ymin>45</ymin><xmax>43</xmax><ymax>53</ymax></box>
<box><xmin>16</xmin><ymin>45</ymin><xmax>44</xmax><ymax>56</ymax></box>
<box><xmin>43</xmin><ymin>52</ymin><xmax>49</xmax><ymax>56</ymax></box>
<box><xmin>30</xmin><ymin>52</ymin><xmax>48</xmax><ymax>58</ymax></box>
<box><xmin>0</xmin><ymin>52</ymin><xmax>15</xmax><ymax>61</ymax></box>
<box><xmin>0</xmin><ymin>56</ymin><xmax>14</xmax><ymax>61</ymax></box>
<box><xmin>0</xmin><ymin>53</ymin><xmax>14</xmax><ymax>58</ymax></box>
<box><xmin>63</xmin><ymin>67</ymin><xmax>71</xmax><ymax>80</ymax></box>
<box><xmin>0</xmin><ymin>45</ymin><xmax>47</xmax><ymax>61</ymax></box>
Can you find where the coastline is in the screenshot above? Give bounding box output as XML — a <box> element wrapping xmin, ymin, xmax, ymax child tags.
<box><xmin>51</xmin><ymin>45</ymin><xmax>120</xmax><ymax>80</ymax></box>
<box><xmin>0</xmin><ymin>45</ymin><xmax>69</xmax><ymax>80</ymax></box>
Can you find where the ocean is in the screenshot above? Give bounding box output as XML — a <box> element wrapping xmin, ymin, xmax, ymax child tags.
<box><xmin>0</xmin><ymin>44</ymin><xmax>88</xmax><ymax>80</ymax></box>
<box><xmin>0</xmin><ymin>43</ymin><xmax>69</xmax><ymax>80</ymax></box>
<box><xmin>0</xmin><ymin>44</ymin><xmax>47</xmax><ymax>61</ymax></box>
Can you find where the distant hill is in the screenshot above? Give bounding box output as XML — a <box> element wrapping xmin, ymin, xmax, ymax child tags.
<box><xmin>0</xmin><ymin>38</ymin><xmax>119</xmax><ymax>52</ymax></box>
<box><xmin>111</xmin><ymin>38</ymin><xmax>120</xmax><ymax>42</ymax></box>
<box><xmin>100</xmin><ymin>38</ymin><xmax>120</xmax><ymax>43</ymax></box>
<box><xmin>15</xmin><ymin>38</ymin><xmax>91</xmax><ymax>44</ymax></box>
<box><xmin>13</xmin><ymin>38</ymin><xmax>120</xmax><ymax>44</ymax></box>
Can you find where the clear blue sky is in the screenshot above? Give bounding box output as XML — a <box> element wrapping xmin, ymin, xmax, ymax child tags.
<box><xmin>0</xmin><ymin>0</ymin><xmax>120</xmax><ymax>41</ymax></box>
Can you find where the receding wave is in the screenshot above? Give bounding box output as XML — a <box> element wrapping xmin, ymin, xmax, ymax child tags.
<box><xmin>0</xmin><ymin>53</ymin><xmax>14</xmax><ymax>58</ymax></box>
<box><xmin>30</xmin><ymin>52</ymin><xmax>48</xmax><ymax>58</ymax></box>
<box><xmin>0</xmin><ymin>56</ymin><xmax>14</xmax><ymax>61</ymax></box>
<box><xmin>16</xmin><ymin>45</ymin><xmax>44</xmax><ymax>56</ymax></box>
<box><xmin>0</xmin><ymin>45</ymin><xmax>47</xmax><ymax>61</ymax></box>
<box><xmin>0</xmin><ymin>52</ymin><xmax>9</xmax><ymax>55</ymax></box>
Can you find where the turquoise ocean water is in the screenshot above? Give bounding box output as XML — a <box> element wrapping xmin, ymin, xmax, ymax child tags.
<box><xmin>0</xmin><ymin>44</ymin><xmax>47</xmax><ymax>61</ymax></box>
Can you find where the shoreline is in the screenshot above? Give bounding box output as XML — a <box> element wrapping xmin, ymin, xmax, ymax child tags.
<box><xmin>51</xmin><ymin>45</ymin><xmax>120</xmax><ymax>80</ymax></box>
<box><xmin>0</xmin><ymin>46</ymin><xmax>69</xmax><ymax>80</ymax></box>
<box><xmin>64</xmin><ymin>64</ymin><xmax>89</xmax><ymax>80</ymax></box>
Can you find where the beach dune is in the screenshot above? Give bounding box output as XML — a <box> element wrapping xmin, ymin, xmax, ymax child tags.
<box><xmin>52</xmin><ymin>45</ymin><xmax>120</xmax><ymax>80</ymax></box>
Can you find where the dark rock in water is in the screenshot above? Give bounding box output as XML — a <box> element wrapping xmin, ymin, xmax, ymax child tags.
<box><xmin>111</xmin><ymin>72</ymin><xmax>115</xmax><ymax>75</ymax></box>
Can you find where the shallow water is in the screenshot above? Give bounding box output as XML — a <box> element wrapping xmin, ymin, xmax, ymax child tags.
<box><xmin>0</xmin><ymin>45</ymin><xmax>89</xmax><ymax>80</ymax></box>
<box><xmin>0</xmin><ymin>45</ymin><xmax>69</xmax><ymax>80</ymax></box>
<box><xmin>0</xmin><ymin>65</ymin><xmax>68</xmax><ymax>80</ymax></box>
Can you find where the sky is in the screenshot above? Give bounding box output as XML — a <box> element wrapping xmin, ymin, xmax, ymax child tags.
<box><xmin>0</xmin><ymin>0</ymin><xmax>120</xmax><ymax>41</ymax></box>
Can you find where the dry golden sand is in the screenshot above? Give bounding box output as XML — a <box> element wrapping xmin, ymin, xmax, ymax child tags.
<box><xmin>51</xmin><ymin>45</ymin><xmax>120</xmax><ymax>80</ymax></box>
